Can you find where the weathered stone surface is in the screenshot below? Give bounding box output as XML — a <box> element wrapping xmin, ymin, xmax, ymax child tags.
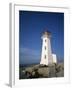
<box><xmin>49</xmin><ymin>65</ymin><xmax>56</xmax><ymax>77</ymax></box>
<box><xmin>25</xmin><ymin>67</ymin><xmax>33</xmax><ymax>73</ymax></box>
<box><xmin>19</xmin><ymin>63</ymin><xmax>64</xmax><ymax>79</ymax></box>
<box><xmin>38</xmin><ymin>67</ymin><xmax>49</xmax><ymax>77</ymax></box>
<box><xmin>56</xmin><ymin>70</ymin><xmax>64</xmax><ymax>77</ymax></box>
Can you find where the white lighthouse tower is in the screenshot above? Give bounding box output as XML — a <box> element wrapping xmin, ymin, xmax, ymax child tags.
<box><xmin>40</xmin><ymin>31</ymin><xmax>53</xmax><ymax>65</ymax></box>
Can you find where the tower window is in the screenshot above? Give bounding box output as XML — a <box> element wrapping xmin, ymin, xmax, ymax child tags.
<box><xmin>45</xmin><ymin>55</ymin><xmax>46</xmax><ymax>59</ymax></box>
<box><xmin>45</xmin><ymin>46</ymin><xmax>46</xmax><ymax>50</ymax></box>
<box><xmin>45</xmin><ymin>39</ymin><xmax>46</xmax><ymax>42</ymax></box>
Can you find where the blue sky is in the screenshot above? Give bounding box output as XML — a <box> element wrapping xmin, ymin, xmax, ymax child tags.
<box><xmin>19</xmin><ymin>11</ymin><xmax>64</xmax><ymax>64</ymax></box>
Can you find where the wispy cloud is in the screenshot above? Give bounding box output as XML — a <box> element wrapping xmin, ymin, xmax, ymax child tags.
<box><xmin>19</xmin><ymin>47</ymin><xmax>41</xmax><ymax>64</ymax></box>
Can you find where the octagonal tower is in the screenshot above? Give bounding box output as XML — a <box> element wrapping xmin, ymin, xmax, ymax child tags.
<box><xmin>40</xmin><ymin>31</ymin><xmax>53</xmax><ymax>65</ymax></box>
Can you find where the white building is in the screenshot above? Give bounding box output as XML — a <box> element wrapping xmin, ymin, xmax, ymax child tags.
<box><xmin>52</xmin><ymin>54</ymin><xmax>57</xmax><ymax>64</ymax></box>
<box><xmin>40</xmin><ymin>31</ymin><xmax>57</xmax><ymax>65</ymax></box>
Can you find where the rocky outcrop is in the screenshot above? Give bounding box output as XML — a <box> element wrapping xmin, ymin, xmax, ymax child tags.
<box><xmin>19</xmin><ymin>63</ymin><xmax>64</xmax><ymax>79</ymax></box>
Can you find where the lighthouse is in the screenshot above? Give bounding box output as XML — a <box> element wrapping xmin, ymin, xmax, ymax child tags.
<box><xmin>40</xmin><ymin>31</ymin><xmax>53</xmax><ymax>65</ymax></box>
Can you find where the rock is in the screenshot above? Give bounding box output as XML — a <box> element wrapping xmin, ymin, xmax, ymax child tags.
<box><xmin>32</xmin><ymin>71</ymin><xmax>35</xmax><ymax>76</ymax></box>
<box><xmin>33</xmin><ymin>66</ymin><xmax>39</xmax><ymax>70</ymax></box>
<box><xmin>55</xmin><ymin>63</ymin><xmax>64</xmax><ymax>73</ymax></box>
<box><xmin>38</xmin><ymin>67</ymin><xmax>49</xmax><ymax>77</ymax></box>
<box><xmin>39</xmin><ymin>64</ymin><xmax>48</xmax><ymax>67</ymax></box>
<box><xmin>56</xmin><ymin>70</ymin><xmax>64</xmax><ymax>77</ymax></box>
<box><xmin>22</xmin><ymin>70</ymin><xmax>25</xmax><ymax>74</ymax></box>
<box><xmin>25</xmin><ymin>67</ymin><xmax>33</xmax><ymax>73</ymax></box>
<box><xmin>20</xmin><ymin>63</ymin><xmax>64</xmax><ymax>79</ymax></box>
<box><xmin>49</xmin><ymin>65</ymin><xmax>56</xmax><ymax>77</ymax></box>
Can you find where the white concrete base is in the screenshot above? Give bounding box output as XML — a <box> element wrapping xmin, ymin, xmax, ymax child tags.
<box><xmin>52</xmin><ymin>54</ymin><xmax>57</xmax><ymax>64</ymax></box>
